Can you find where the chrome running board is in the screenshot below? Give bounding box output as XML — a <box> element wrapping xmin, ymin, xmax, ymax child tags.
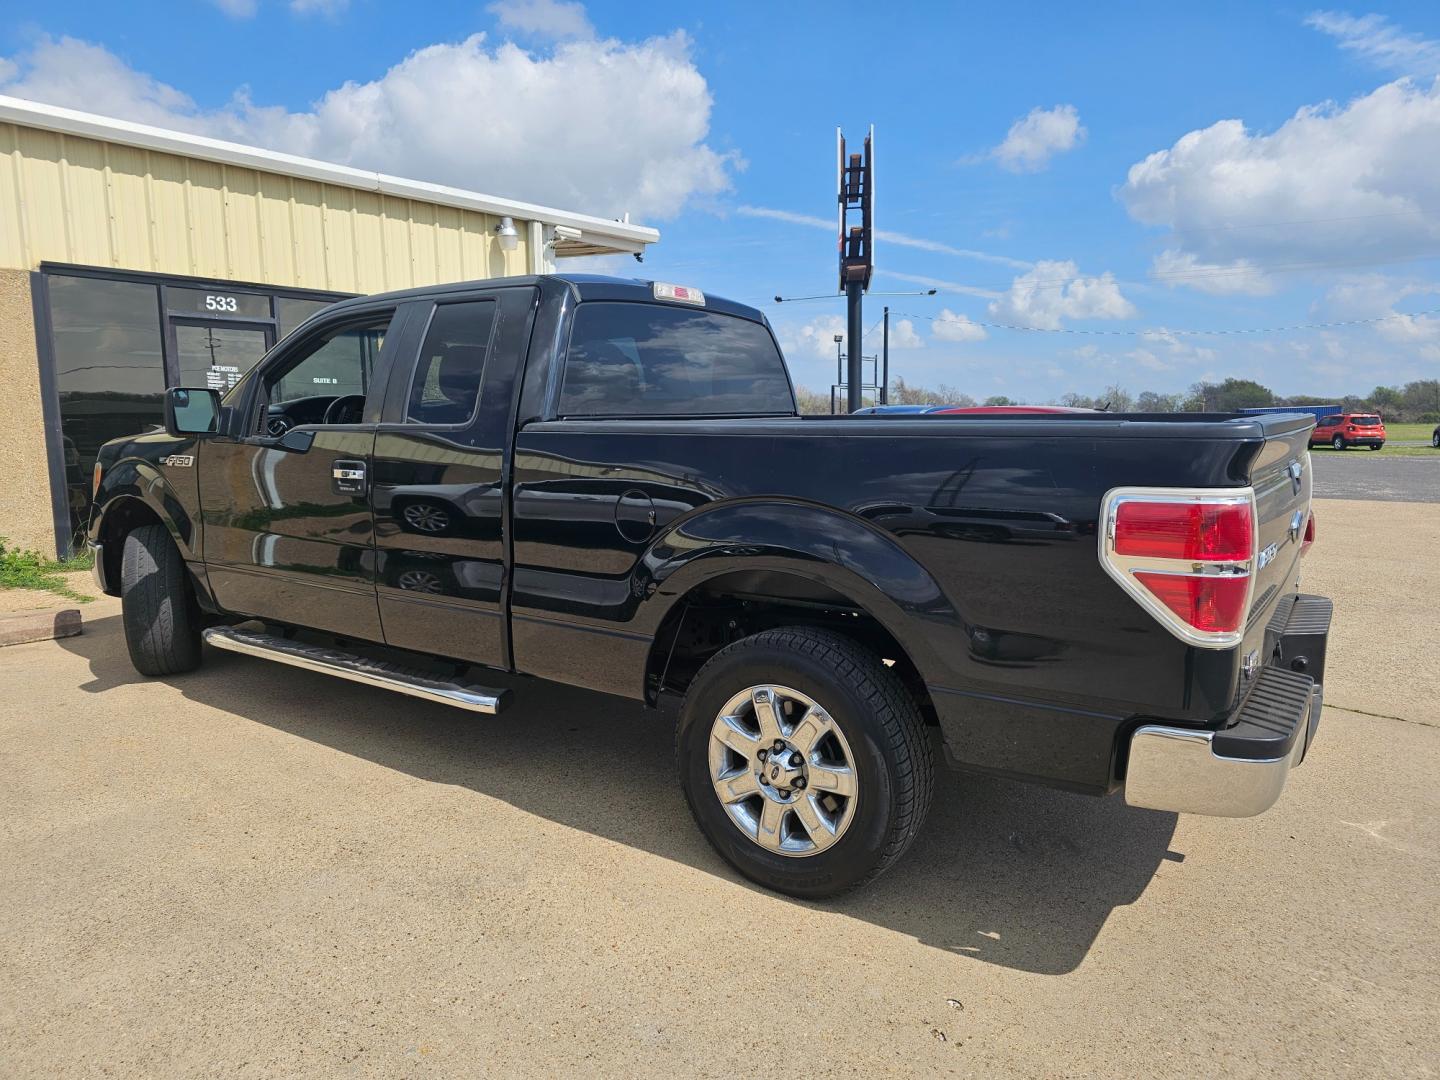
<box><xmin>202</xmin><ymin>626</ymin><xmax>510</xmax><ymax>714</ymax></box>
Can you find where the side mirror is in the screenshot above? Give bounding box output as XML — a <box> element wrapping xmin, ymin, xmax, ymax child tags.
<box><xmin>164</xmin><ymin>387</ymin><xmax>221</xmax><ymax>437</ymax></box>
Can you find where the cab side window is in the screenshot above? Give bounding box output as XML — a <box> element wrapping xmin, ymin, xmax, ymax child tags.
<box><xmin>263</xmin><ymin>311</ymin><xmax>394</xmax><ymax>428</ymax></box>
<box><xmin>1320</xmin><ymin>415</ymin><xmax>1341</xmax><ymax>426</ymax></box>
<box><xmin>405</xmin><ymin>300</ymin><xmax>498</xmax><ymax>426</ymax></box>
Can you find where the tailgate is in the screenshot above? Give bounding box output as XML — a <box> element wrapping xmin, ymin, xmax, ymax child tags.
<box><xmin>1241</xmin><ymin>415</ymin><xmax>1315</xmax><ymax>625</ymax></box>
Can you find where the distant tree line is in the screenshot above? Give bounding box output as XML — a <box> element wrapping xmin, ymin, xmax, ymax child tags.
<box><xmin>794</xmin><ymin>376</ymin><xmax>1440</xmax><ymax>421</ymax></box>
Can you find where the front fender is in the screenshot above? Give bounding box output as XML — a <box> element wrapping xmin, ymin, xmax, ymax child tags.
<box><xmin>637</xmin><ymin>499</ymin><xmax>967</xmax><ymax>687</ymax></box>
<box><xmin>88</xmin><ymin>450</ymin><xmax>201</xmax><ymax>562</ymax></box>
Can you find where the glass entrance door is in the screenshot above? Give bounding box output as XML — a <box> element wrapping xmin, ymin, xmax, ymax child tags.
<box><xmin>172</xmin><ymin>320</ymin><xmax>275</xmax><ymax>393</ymax></box>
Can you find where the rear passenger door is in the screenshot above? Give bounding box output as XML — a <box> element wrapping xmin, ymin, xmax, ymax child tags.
<box><xmin>370</xmin><ymin>286</ymin><xmax>538</xmax><ymax>668</ymax></box>
<box><xmin>508</xmin><ymin>300</ymin><xmax>794</xmax><ymax>696</ymax></box>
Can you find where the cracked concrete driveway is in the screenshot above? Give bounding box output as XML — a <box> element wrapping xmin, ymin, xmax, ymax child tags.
<box><xmin>0</xmin><ymin>498</ymin><xmax>1436</xmax><ymax>1078</ymax></box>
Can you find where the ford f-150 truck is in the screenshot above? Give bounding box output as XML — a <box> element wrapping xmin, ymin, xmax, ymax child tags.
<box><xmin>87</xmin><ymin>274</ymin><xmax>1331</xmax><ymax>897</ymax></box>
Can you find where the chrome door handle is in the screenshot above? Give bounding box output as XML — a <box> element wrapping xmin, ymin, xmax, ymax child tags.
<box><xmin>332</xmin><ymin>460</ymin><xmax>367</xmax><ymax>495</ymax></box>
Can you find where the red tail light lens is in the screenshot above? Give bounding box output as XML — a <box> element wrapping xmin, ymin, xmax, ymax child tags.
<box><xmin>1101</xmin><ymin>488</ymin><xmax>1259</xmax><ymax>648</ymax></box>
<box><xmin>1113</xmin><ymin>500</ymin><xmax>1253</xmax><ymax>561</ymax></box>
<box><xmin>1301</xmin><ymin>511</ymin><xmax>1315</xmax><ymax>555</ymax></box>
<box><xmin>1133</xmin><ymin>572</ymin><xmax>1249</xmax><ymax>634</ymax></box>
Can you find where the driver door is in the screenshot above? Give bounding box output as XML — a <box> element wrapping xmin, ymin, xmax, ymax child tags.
<box><xmin>199</xmin><ymin>302</ymin><xmax>410</xmax><ymax>641</ymax></box>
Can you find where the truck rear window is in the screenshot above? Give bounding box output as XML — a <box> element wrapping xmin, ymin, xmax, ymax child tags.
<box><xmin>559</xmin><ymin>302</ymin><xmax>794</xmax><ymax>417</ymax></box>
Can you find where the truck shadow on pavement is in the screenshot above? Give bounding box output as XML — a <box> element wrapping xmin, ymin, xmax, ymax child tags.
<box><xmin>61</xmin><ymin>614</ymin><xmax>1179</xmax><ymax>976</ymax></box>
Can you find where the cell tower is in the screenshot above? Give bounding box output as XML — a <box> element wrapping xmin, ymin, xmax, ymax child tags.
<box><xmin>837</xmin><ymin>125</ymin><xmax>874</xmax><ymax>413</ymax></box>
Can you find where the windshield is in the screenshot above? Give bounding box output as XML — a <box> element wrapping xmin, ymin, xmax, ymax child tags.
<box><xmin>1350</xmin><ymin>415</ymin><xmax>1381</xmax><ymax>425</ymax></box>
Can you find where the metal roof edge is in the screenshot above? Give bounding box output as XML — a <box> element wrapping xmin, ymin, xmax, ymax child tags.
<box><xmin>0</xmin><ymin>94</ymin><xmax>661</xmax><ymax>248</ymax></box>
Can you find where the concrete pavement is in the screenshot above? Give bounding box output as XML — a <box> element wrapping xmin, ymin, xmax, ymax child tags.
<box><xmin>0</xmin><ymin>499</ymin><xmax>1435</xmax><ymax>1077</ymax></box>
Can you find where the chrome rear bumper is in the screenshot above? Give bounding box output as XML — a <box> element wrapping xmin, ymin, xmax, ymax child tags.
<box><xmin>1125</xmin><ymin>683</ymin><xmax>1319</xmax><ymax>817</ymax></box>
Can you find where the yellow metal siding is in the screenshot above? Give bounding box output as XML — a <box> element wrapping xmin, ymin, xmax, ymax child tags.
<box><xmin>0</xmin><ymin>120</ymin><xmax>530</xmax><ymax>289</ymax></box>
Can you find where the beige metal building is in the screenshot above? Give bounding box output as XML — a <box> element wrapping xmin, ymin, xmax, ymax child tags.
<box><xmin>0</xmin><ymin>94</ymin><xmax>659</xmax><ymax>557</ymax></box>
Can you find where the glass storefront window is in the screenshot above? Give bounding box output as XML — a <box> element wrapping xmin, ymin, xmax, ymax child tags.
<box><xmin>277</xmin><ymin>297</ymin><xmax>334</xmax><ymax>339</ymax></box>
<box><xmin>48</xmin><ymin>275</ymin><xmax>165</xmax><ymax>547</ymax></box>
<box><xmin>40</xmin><ymin>270</ymin><xmax>348</xmax><ymax>553</ymax></box>
<box><xmin>175</xmin><ymin>324</ymin><xmax>272</xmax><ymax>392</ymax></box>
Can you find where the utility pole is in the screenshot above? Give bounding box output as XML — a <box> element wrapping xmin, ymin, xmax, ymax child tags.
<box><xmin>881</xmin><ymin>306</ymin><xmax>890</xmax><ymax>405</ymax></box>
<box><xmin>837</xmin><ymin>126</ymin><xmax>874</xmax><ymax>413</ymax></box>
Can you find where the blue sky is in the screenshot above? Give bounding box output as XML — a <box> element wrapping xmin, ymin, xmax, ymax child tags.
<box><xmin>5</xmin><ymin>1</ymin><xmax>1440</xmax><ymax>399</ymax></box>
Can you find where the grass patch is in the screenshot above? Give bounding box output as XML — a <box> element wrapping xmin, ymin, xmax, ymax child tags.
<box><xmin>0</xmin><ymin>536</ymin><xmax>94</xmax><ymax>602</ymax></box>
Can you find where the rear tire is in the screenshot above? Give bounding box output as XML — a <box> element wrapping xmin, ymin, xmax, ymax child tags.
<box><xmin>1369</xmin><ymin>443</ymin><xmax>1382</xmax><ymax>450</ymax></box>
<box><xmin>120</xmin><ymin>524</ymin><xmax>202</xmax><ymax>676</ymax></box>
<box><xmin>676</xmin><ymin>627</ymin><xmax>933</xmax><ymax>899</ymax></box>
<box><xmin>1332</xmin><ymin>435</ymin><xmax>1346</xmax><ymax>450</ymax></box>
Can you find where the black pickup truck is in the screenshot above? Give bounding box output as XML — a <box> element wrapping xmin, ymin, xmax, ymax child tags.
<box><xmin>87</xmin><ymin>274</ymin><xmax>1331</xmax><ymax>897</ymax></box>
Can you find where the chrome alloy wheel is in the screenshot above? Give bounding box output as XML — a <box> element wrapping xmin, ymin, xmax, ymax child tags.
<box><xmin>707</xmin><ymin>685</ymin><xmax>858</xmax><ymax>857</ymax></box>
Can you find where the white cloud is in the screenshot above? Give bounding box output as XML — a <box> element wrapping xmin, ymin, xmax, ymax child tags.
<box><xmin>212</xmin><ymin>0</ymin><xmax>258</xmax><ymax>16</ymax></box>
<box><xmin>887</xmin><ymin>318</ymin><xmax>924</xmax><ymax>349</ymax></box>
<box><xmin>734</xmin><ymin>206</ymin><xmax>1028</xmax><ymax>268</ymax></box>
<box><xmin>291</xmin><ymin>0</ymin><xmax>350</xmax><ymax>14</ymax></box>
<box><xmin>1306</xmin><ymin>11</ymin><xmax>1440</xmax><ymax>77</ymax></box>
<box><xmin>1150</xmin><ymin>249</ymin><xmax>1277</xmax><ymax>297</ymax></box>
<box><xmin>487</xmin><ymin>0</ymin><xmax>594</xmax><ymax>40</ymax></box>
<box><xmin>1126</xmin><ymin>329</ymin><xmax>1217</xmax><ymax>372</ymax></box>
<box><xmin>1120</xmin><ymin>77</ymin><xmax>1440</xmax><ymax>294</ymax></box>
<box><xmin>931</xmin><ymin>309</ymin><xmax>987</xmax><ymax>342</ymax></box>
<box><xmin>991</xmin><ymin>104</ymin><xmax>1085</xmax><ymax>173</ymax></box>
<box><xmin>0</xmin><ymin>37</ymin><xmax>198</xmax><ymax>127</ymax></box>
<box><xmin>1320</xmin><ymin>274</ymin><xmax>1440</xmax><ymax>343</ymax></box>
<box><xmin>988</xmin><ymin>260</ymin><xmax>1136</xmax><ymax>329</ymax></box>
<box><xmin>779</xmin><ymin>312</ymin><xmax>923</xmax><ymax>360</ymax></box>
<box><xmin>780</xmin><ymin>315</ymin><xmax>847</xmax><ymax>361</ymax></box>
<box><xmin>0</xmin><ymin>31</ymin><xmax>732</xmax><ymax>221</ymax></box>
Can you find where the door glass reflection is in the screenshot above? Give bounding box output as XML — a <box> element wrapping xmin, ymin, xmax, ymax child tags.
<box><xmin>175</xmin><ymin>325</ymin><xmax>271</xmax><ymax>393</ymax></box>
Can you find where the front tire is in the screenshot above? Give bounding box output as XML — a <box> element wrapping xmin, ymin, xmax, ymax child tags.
<box><xmin>676</xmin><ymin>627</ymin><xmax>933</xmax><ymax>898</ymax></box>
<box><xmin>120</xmin><ymin>524</ymin><xmax>202</xmax><ymax>676</ymax></box>
<box><xmin>1369</xmin><ymin>443</ymin><xmax>1383</xmax><ymax>450</ymax></box>
<box><xmin>1332</xmin><ymin>435</ymin><xmax>1346</xmax><ymax>450</ymax></box>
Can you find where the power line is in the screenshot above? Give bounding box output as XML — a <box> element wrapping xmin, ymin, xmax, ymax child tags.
<box><xmin>897</xmin><ymin>306</ymin><xmax>1440</xmax><ymax>337</ymax></box>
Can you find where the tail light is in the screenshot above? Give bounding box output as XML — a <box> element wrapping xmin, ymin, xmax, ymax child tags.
<box><xmin>1100</xmin><ymin>489</ymin><xmax>1257</xmax><ymax>648</ymax></box>
<box><xmin>92</xmin><ymin>461</ymin><xmax>103</xmax><ymax>499</ymax></box>
<box><xmin>1301</xmin><ymin>511</ymin><xmax>1316</xmax><ymax>555</ymax></box>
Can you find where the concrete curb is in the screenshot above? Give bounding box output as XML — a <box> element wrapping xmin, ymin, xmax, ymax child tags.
<box><xmin>0</xmin><ymin>607</ymin><xmax>83</xmax><ymax>647</ymax></box>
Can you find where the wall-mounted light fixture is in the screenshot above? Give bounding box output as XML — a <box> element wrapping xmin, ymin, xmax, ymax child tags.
<box><xmin>494</xmin><ymin>216</ymin><xmax>520</xmax><ymax>252</ymax></box>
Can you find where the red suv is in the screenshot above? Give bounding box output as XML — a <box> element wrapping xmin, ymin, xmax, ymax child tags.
<box><xmin>1312</xmin><ymin>412</ymin><xmax>1385</xmax><ymax>450</ymax></box>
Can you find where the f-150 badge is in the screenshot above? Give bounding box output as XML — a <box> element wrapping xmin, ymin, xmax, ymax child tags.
<box><xmin>161</xmin><ymin>455</ymin><xmax>194</xmax><ymax>468</ymax></box>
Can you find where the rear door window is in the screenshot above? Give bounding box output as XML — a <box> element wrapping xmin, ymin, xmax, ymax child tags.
<box><xmin>406</xmin><ymin>300</ymin><xmax>498</xmax><ymax>426</ymax></box>
<box><xmin>558</xmin><ymin>302</ymin><xmax>794</xmax><ymax>417</ymax></box>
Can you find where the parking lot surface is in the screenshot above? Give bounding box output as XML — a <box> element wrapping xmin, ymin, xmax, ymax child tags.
<box><xmin>1</xmin><ymin>498</ymin><xmax>1436</xmax><ymax>1078</ymax></box>
<box><xmin>1311</xmin><ymin>452</ymin><xmax>1439</xmax><ymax>502</ymax></box>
